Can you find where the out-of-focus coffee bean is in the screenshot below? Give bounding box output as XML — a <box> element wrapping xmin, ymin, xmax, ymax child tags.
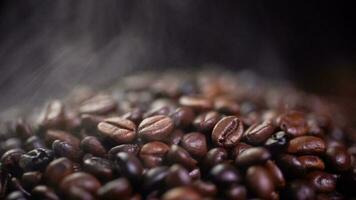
<box><xmin>243</xmin><ymin>120</ymin><xmax>275</xmax><ymax>145</ymax></box>
<box><xmin>19</xmin><ymin>148</ymin><xmax>54</xmax><ymax>171</ymax></box>
<box><xmin>214</xmin><ymin>97</ymin><xmax>240</xmax><ymax>115</ymax></box>
<box><xmin>138</xmin><ymin>115</ymin><xmax>174</xmax><ymax>142</ymax></box>
<box><xmin>165</xmin><ymin>129</ymin><xmax>184</xmax><ymax>145</ymax></box>
<box><xmin>162</xmin><ymin>186</ymin><xmax>202</xmax><ymax>200</ymax></box>
<box><xmin>265</xmin><ymin>160</ymin><xmax>285</xmax><ymax>189</ymax></box>
<box><xmin>209</xmin><ymin>163</ymin><xmax>241</xmax><ymax>186</ymax></box>
<box><xmin>171</xmin><ymin>107</ymin><xmax>195</xmax><ymax>129</ymax></box>
<box><xmin>23</xmin><ymin>136</ymin><xmax>45</xmax><ymax>151</ymax></box>
<box><xmin>231</xmin><ymin>143</ymin><xmax>252</xmax><ymax>158</ymax></box>
<box><xmin>97</xmin><ymin>178</ymin><xmax>132</xmax><ymax>200</ymax></box>
<box><xmin>66</xmin><ymin>186</ymin><xmax>95</xmax><ymax>200</ymax></box>
<box><xmin>307</xmin><ymin>171</ymin><xmax>336</xmax><ymax>193</ymax></box>
<box><xmin>165</xmin><ymin>165</ymin><xmax>191</xmax><ymax>188</ymax></box>
<box><xmin>60</xmin><ymin>172</ymin><xmax>101</xmax><ymax>195</ymax></box>
<box><xmin>52</xmin><ymin>140</ymin><xmax>81</xmax><ymax>161</ymax></box>
<box><xmin>21</xmin><ymin>171</ymin><xmax>42</xmax><ymax>190</ymax></box>
<box><xmin>212</xmin><ymin>116</ymin><xmax>244</xmax><ymax>148</ymax></box>
<box><xmin>297</xmin><ymin>155</ymin><xmax>325</xmax><ymax>170</ymax></box>
<box><xmin>5</xmin><ymin>191</ymin><xmax>27</xmax><ymax>200</ymax></box>
<box><xmin>98</xmin><ymin>117</ymin><xmax>137</xmax><ymax>144</ymax></box>
<box><xmin>45</xmin><ymin>129</ymin><xmax>80</xmax><ymax>148</ymax></box>
<box><xmin>204</xmin><ymin>148</ymin><xmax>228</xmax><ymax>170</ymax></box>
<box><xmin>166</xmin><ymin>145</ymin><xmax>197</xmax><ymax>170</ymax></box>
<box><xmin>114</xmin><ymin>152</ymin><xmax>143</xmax><ymax>185</ymax></box>
<box><xmin>193</xmin><ymin>111</ymin><xmax>221</xmax><ymax>133</ymax></box>
<box><xmin>277</xmin><ymin>111</ymin><xmax>308</xmax><ymax>137</ymax></box>
<box><xmin>180</xmin><ymin>132</ymin><xmax>207</xmax><ymax>159</ymax></box>
<box><xmin>80</xmin><ymin>136</ymin><xmax>106</xmax><ymax>157</ymax></box>
<box><xmin>235</xmin><ymin>147</ymin><xmax>271</xmax><ymax>167</ymax></box>
<box><xmin>79</xmin><ymin>94</ymin><xmax>117</xmax><ymax>115</ymax></box>
<box><xmin>44</xmin><ymin>158</ymin><xmax>74</xmax><ymax>187</ymax></box>
<box><xmin>326</xmin><ymin>145</ymin><xmax>352</xmax><ymax>172</ymax></box>
<box><xmin>142</xmin><ymin>166</ymin><xmax>169</xmax><ymax>193</ymax></box>
<box><xmin>1</xmin><ymin>138</ymin><xmax>22</xmax><ymax>153</ymax></box>
<box><xmin>283</xmin><ymin>180</ymin><xmax>315</xmax><ymax>200</ymax></box>
<box><xmin>179</xmin><ymin>96</ymin><xmax>213</xmax><ymax>111</ymax></box>
<box><xmin>1</xmin><ymin>149</ymin><xmax>25</xmax><ymax>176</ymax></box>
<box><xmin>192</xmin><ymin>180</ymin><xmax>217</xmax><ymax>197</ymax></box>
<box><xmin>225</xmin><ymin>185</ymin><xmax>246</xmax><ymax>200</ymax></box>
<box><xmin>287</xmin><ymin>136</ymin><xmax>326</xmax><ymax>155</ymax></box>
<box><xmin>15</xmin><ymin>119</ymin><xmax>33</xmax><ymax>139</ymax></box>
<box><xmin>38</xmin><ymin>100</ymin><xmax>66</xmax><ymax>129</ymax></box>
<box><xmin>188</xmin><ymin>168</ymin><xmax>201</xmax><ymax>181</ymax></box>
<box><xmin>32</xmin><ymin>185</ymin><xmax>59</xmax><ymax>200</ymax></box>
<box><xmin>108</xmin><ymin>144</ymin><xmax>140</xmax><ymax>160</ymax></box>
<box><xmin>122</xmin><ymin>107</ymin><xmax>145</xmax><ymax>125</ymax></box>
<box><xmin>315</xmin><ymin>192</ymin><xmax>344</xmax><ymax>200</ymax></box>
<box><xmin>265</xmin><ymin>131</ymin><xmax>288</xmax><ymax>152</ymax></box>
<box><xmin>80</xmin><ymin>114</ymin><xmax>105</xmax><ymax>132</ymax></box>
<box><xmin>83</xmin><ymin>157</ymin><xmax>113</xmax><ymax>181</ymax></box>
<box><xmin>246</xmin><ymin>166</ymin><xmax>275</xmax><ymax>199</ymax></box>
<box><xmin>139</xmin><ymin>142</ymin><xmax>169</xmax><ymax>168</ymax></box>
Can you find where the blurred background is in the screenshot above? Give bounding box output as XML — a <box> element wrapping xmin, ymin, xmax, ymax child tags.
<box><xmin>0</xmin><ymin>1</ymin><xmax>355</xmax><ymax>122</ymax></box>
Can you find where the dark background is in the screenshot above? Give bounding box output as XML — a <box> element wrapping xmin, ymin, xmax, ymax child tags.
<box><xmin>0</xmin><ymin>1</ymin><xmax>355</xmax><ymax>120</ymax></box>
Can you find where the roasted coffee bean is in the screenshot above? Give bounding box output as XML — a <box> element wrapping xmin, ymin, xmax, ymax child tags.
<box><xmin>189</xmin><ymin>168</ymin><xmax>201</xmax><ymax>181</ymax></box>
<box><xmin>45</xmin><ymin>129</ymin><xmax>80</xmax><ymax>148</ymax></box>
<box><xmin>5</xmin><ymin>191</ymin><xmax>27</xmax><ymax>200</ymax></box>
<box><xmin>108</xmin><ymin>144</ymin><xmax>140</xmax><ymax>160</ymax></box>
<box><xmin>193</xmin><ymin>111</ymin><xmax>221</xmax><ymax>133</ymax></box>
<box><xmin>298</xmin><ymin>155</ymin><xmax>325</xmax><ymax>170</ymax></box>
<box><xmin>180</xmin><ymin>132</ymin><xmax>207</xmax><ymax>159</ymax></box>
<box><xmin>38</xmin><ymin>100</ymin><xmax>65</xmax><ymax>129</ymax></box>
<box><xmin>21</xmin><ymin>171</ymin><xmax>42</xmax><ymax>190</ymax></box>
<box><xmin>315</xmin><ymin>192</ymin><xmax>344</xmax><ymax>200</ymax></box>
<box><xmin>97</xmin><ymin>178</ymin><xmax>132</xmax><ymax>200</ymax></box>
<box><xmin>265</xmin><ymin>131</ymin><xmax>288</xmax><ymax>152</ymax></box>
<box><xmin>165</xmin><ymin>129</ymin><xmax>184</xmax><ymax>145</ymax></box>
<box><xmin>19</xmin><ymin>148</ymin><xmax>54</xmax><ymax>171</ymax></box>
<box><xmin>1</xmin><ymin>149</ymin><xmax>25</xmax><ymax>175</ymax></box>
<box><xmin>23</xmin><ymin>136</ymin><xmax>45</xmax><ymax>151</ymax></box>
<box><xmin>114</xmin><ymin>152</ymin><xmax>143</xmax><ymax>185</ymax></box>
<box><xmin>44</xmin><ymin>158</ymin><xmax>74</xmax><ymax>187</ymax></box>
<box><xmin>1</xmin><ymin>138</ymin><xmax>22</xmax><ymax>153</ymax></box>
<box><xmin>179</xmin><ymin>96</ymin><xmax>213</xmax><ymax>111</ymax></box>
<box><xmin>162</xmin><ymin>186</ymin><xmax>202</xmax><ymax>200</ymax></box>
<box><xmin>231</xmin><ymin>143</ymin><xmax>252</xmax><ymax>158</ymax></box>
<box><xmin>15</xmin><ymin>119</ymin><xmax>33</xmax><ymax>139</ymax></box>
<box><xmin>326</xmin><ymin>145</ymin><xmax>352</xmax><ymax>172</ymax></box>
<box><xmin>138</xmin><ymin>115</ymin><xmax>174</xmax><ymax>142</ymax></box>
<box><xmin>265</xmin><ymin>160</ymin><xmax>285</xmax><ymax>189</ymax></box>
<box><xmin>287</xmin><ymin>136</ymin><xmax>326</xmax><ymax>155</ymax></box>
<box><xmin>246</xmin><ymin>166</ymin><xmax>275</xmax><ymax>199</ymax></box>
<box><xmin>307</xmin><ymin>171</ymin><xmax>336</xmax><ymax>193</ymax></box>
<box><xmin>52</xmin><ymin>140</ymin><xmax>81</xmax><ymax>161</ymax></box>
<box><xmin>79</xmin><ymin>94</ymin><xmax>117</xmax><ymax>115</ymax></box>
<box><xmin>165</xmin><ymin>165</ymin><xmax>191</xmax><ymax>188</ymax></box>
<box><xmin>243</xmin><ymin>120</ymin><xmax>275</xmax><ymax>145</ymax></box>
<box><xmin>9</xmin><ymin>177</ymin><xmax>30</xmax><ymax>197</ymax></box>
<box><xmin>277</xmin><ymin>111</ymin><xmax>308</xmax><ymax>137</ymax></box>
<box><xmin>171</xmin><ymin>107</ymin><xmax>195</xmax><ymax>128</ymax></box>
<box><xmin>192</xmin><ymin>180</ymin><xmax>217</xmax><ymax>197</ymax></box>
<box><xmin>60</xmin><ymin>172</ymin><xmax>101</xmax><ymax>195</ymax></box>
<box><xmin>278</xmin><ymin>154</ymin><xmax>305</xmax><ymax>176</ymax></box>
<box><xmin>80</xmin><ymin>136</ymin><xmax>106</xmax><ymax>157</ymax></box>
<box><xmin>209</xmin><ymin>163</ymin><xmax>241</xmax><ymax>186</ymax></box>
<box><xmin>98</xmin><ymin>117</ymin><xmax>137</xmax><ymax>144</ymax></box>
<box><xmin>32</xmin><ymin>185</ymin><xmax>59</xmax><ymax>200</ymax></box>
<box><xmin>283</xmin><ymin>180</ymin><xmax>315</xmax><ymax>200</ymax></box>
<box><xmin>214</xmin><ymin>97</ymin><xmax>240</xmax><ymax>115</ymax></box>
<box><xmin>139</xmin><ymin>141</ymin><xmax>169</xmax><ymax>168</ymax></box>
<box><xmin>80</xmin><ymin>114</ymin><xmax>105</xmax><ymax>131</ymax></box>
<box><xmin>121</xmin><ymin>107</ymin><xmax>144</xmax><ymax>125</ymax></box>
<box><xmin>204</xmin><ymin>148</ymin><xmax>228</xmax><ymax>169</ymax></box>
<box><xmin>212</xmin><ymin>116</ymin><xmax>244</xmax><ymax>148</ymax></box>
<box><xmin>235</xmin><ymin>147</ymin><xmax>271</xmax><ymax>167</ymax></box>
<box><xmin>142</xmin><ymin>166</ymin><xmax>169</xmax><ymax>192</ymax></box>
<box><xmin>166</xmin><ymin>145</ymin><xmax>197</xmax><ymax>170</ymax></box>
<box><xmin>66</xmin><ymin>187</ymin><xmax>95</xmax><ymax>200</ymax></box>
<box><xmin>83</xmin><ymin>157</ymin><xmax>113</xmax><ymax>181</ymax></box>
<box><xmin>225</xmin><ymin>185</ymin><xmax>247</xmax><ymax>200</ymax></box>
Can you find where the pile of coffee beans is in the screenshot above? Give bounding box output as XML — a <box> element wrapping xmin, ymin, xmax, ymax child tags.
<box><xmin>1</xmin><ymin>70</ymin><xmax>356</xmax><ymax>200</ymax></box>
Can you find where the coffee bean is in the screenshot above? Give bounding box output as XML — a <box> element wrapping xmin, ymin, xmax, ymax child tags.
<box><xmin>108</xmin><ymin>144</ymin><xmax>140</xmax><ymax>160</ymax></box>
<box><xmin>1</xmin><ymin>149</ymin><xmax>25</xmax><ymax>176</ymax></box>
<box><xmin>81</xmin><ymin>114</ymin><xmax>105</xmax><ymax>132</ymax></box>
<box><xmin>204</xmin><ymin>148</ymin><xmax>228</xmax><ymax>170</ymax></box>
<box><xmin>52</xmin><ymin>140</ymin><xmax>81</xmax><ymax>161</ymax></box>
<box><xmin>307</xmin><ymin>171</ymin><xmax>336</xmax><ymax>193</ymax></box>
<box><xmin>162</xmin><ymin>186</ymin><xmax>202</xmax><ymax>200</ymax></box>
<box><xmin>15</xmin><ymin>119</ymin><xmax>33</xmax><ymax>140</ymax></box>
<box><xmin>188</xmin><ymin>168</ymin><xmax>201</xmax><ymax>181</ymax></box>
<box><xmin>19</xmin><ymin>148</ymin><xmax>54</xmax><ymax>172</ymax></box>
<box><xmin>277</xmin><ymin>111</ymin><xmax>308</xmax><ymax>137</ymax></box>
<box><xmin>45</xmin><ymin>129</ymin><xmax>80</xmax><ymax>148</ymax></box>
<box><xmin>139</xmin><ymin>141</ymin><xmax>169</xmax><ymax>168</ymax></box>
<box><xmin>5</xmin><ymin>191</ymin><xmax>27</xmax><ymax>200</ymax></box>
<box><xmin>122</xmin><ymin>107</ymin><xmax>145</xmax><ymax>125</ymax></box>
<box><xmin>79</xmin><ymin>94</ymin><xmax>117</xmax><ymax>115</ymax></box>
<box><xmin>166</xmin><ymin>145</ymin><xmax>197</xmax><ymax>170</ymax></box>
<box><xmin>326</xmin><ymin>145</ymin><xmax>352</xmax><ymax>172</ymax></box>
<box><xmin>80</xmin><ymin>136</ymin><xmax>106</xmax><ymax>157</ymax></box>
<box><xmin>114</xmin><ymin>152</ymin><xmax>143</xmax><ymax>185</ymax></box>
<box><xmin>165</xmin><ymin>129</ymin><xmax>184</xmax><ymax>145</ymax></box>
<box><xmin>171</xmin><ymin>107</ymin><xmax>195</xmax><ymax>128</ymax></box>
<box><xmin>180</xmin><ymin>132</ymin><xmax>207</xmax><ymax>159</ymax></box>
<box><xmin>225</xmin><ymin>185</ymin><xmax>246</xmax><ymax>200</ymax></box>
<box><xmin>142</xmin><ymin>166</ymin><xmax>169</xmax><ymax>193</ymax></box>
<box><xmin>209</xmin><ymin>163</ymin><xmax>241</xmax><ymax>186</ymax></box>
<box><xmin>287</xmin><ymin>136</ymin><xmax>326</xmax><ymax>155</ymax></box>
<box><xmin>265</xmin><ymin>160</ymin><xmax>285</xmax><ymax>189</ymax></box>
<box><xmin>44</xmin><ymin>158</ymin><xmax>74</xmax><ymax>187</ymax></box>
<box><xmin>283</xmin><ymin>180</ymin><xmax>315</xmax><ymax>200</ymax></box>
<box><xmin>66</xmin><ymin>187</ymin><xmax>95</xmax><ymax>200</ymax></box>
<box><xmin>212</xmin><ymin>116</ymin><xmax>244</xmax><ymax>148</ymax></box>
<box><xmin>315</xmin><ymin>192</ymin><xmax>344</xmax><ymax>200</ymax></box>
<box><xmin>23</xmin><ymin>136</ymin><xmax>45</xmax><ymax>151</ymax></box>
<box><xmin>246</xmin><ymin>166</ymin><xmax>275</xmax><ymax>199</ymax></box>
<box><xmin>83</xmin><ymin>157</ymin><xmax>113</xmax><ymax>181</ymax></box>
<box><xmin>193</xmin><ymin>111</ymin><xmax>221</xmax><ymax>133</ymax></box>
<box><xmin>97</xmin><ymin>178</ymin><xmax>132</xmax><ymax>200</ymax></box>
<box><xmin>1</xmin><ymin>138</ymin><xmax>22</xmax><ymax>154</ymax></box>
<box><xmin>165</xmin><ymin>165</ymin><xmax>191</xmax><ymax>188</ymax></box>
<box><xmin>235</xmin><ymin>147</ymin><xmax>271</xmax><ymax>167</ymax></box>
<box><xmin>60</xmin><ymin>172</ymin><xmax>101</xmax><ymax>196</ymax></box>
<box><xmin>243</xmin><ymin>120</ymin><xmax>275</xmax><ymax>145</ymax></box>
<box><xmin>265</xmin><ymin>131</ymin><xmax>288</xmax><ymax>152</ymax></box>
<box><xmin>231</xmin><ymin>143</ymin><xmax>252</xmax><ymax>158</ymax></box>
<box><xmin>32</xmin><ymin>185</ymin><xmax>59</xmax><ymax>200</ymax></box>
<box><xmin>297</xmin><ymin>155</ymin><xmax>325</xmax><ymax>170</ymax></box>
<box><xmin>192</xmin><ymin>180</ymin><xmax>217</xmax><ymax>197</ymax></box>
<box><xmin>214</xmin><ymin>97</ymin><xmax>240</xmax><ymax>115</ymax></box>
<box><xmin>98</xmin><ymin>117</ymin><xmax>137</xmax><ymax>144</ymax></box>
<box><xmin>38</xmin><ymin>100</ymin><xmax>65</xmax><ymax>129</ymax></box>
<box><xmin>21</xmin><ymin>171</ymin><xmax>42</xmax><ymax>190</ymax></box>
<box><xmin>138</xmin><ymin>115</ymin><xmax>174</xmax><ymax>142</ymax></box>
<box><xmin>179</xmin><ymin>96</ymin><xmax>213</xmax><ymax>111</ymax></box>
<box><xmin>278</xmin><ymin>154</ymin><xmax>305</xmax><ymax>176</ymax></box>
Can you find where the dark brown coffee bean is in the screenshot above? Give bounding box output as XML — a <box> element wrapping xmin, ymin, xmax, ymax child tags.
<box><xmin>19</xmin><ymin>148</ymin><xmax>54</xmax><ymax>172</ymax></box>
<box><xmin>212</xmin><ymin>116</ymin><xmax>244</xmax><ymax>148</ymax></box>
<box><xmin>139</xmin><ymin>141</ymin><xmax>169</xmax><ymax>168</ymax></box>
<box><xmin>231</xmin><ymin>143</ymin><xmax>252</xmax><ymax>158</ymax></box>
<box><xmin>142</xmin><ymin>166</ymin><xmax>169</xmax><ymax>193</ymax></box>
<box><xmin>209</xmin><ymin>163</ymin><xmax>241</xmax><ymax>186</ymax></box>
<box><xmin>114</xmin><ymin>152</ymin><xmax>143</xmax><ymax>185</ymax></box>
<box><xmin>235</xmin><ymin>147</ymin><xmax>271</xmax><ymax>167</ymax></box>
<box><xmin>15</xmin><ymin>119</ymin><xmax>33</xmax><ymax>139</ymax></box>
<box><xmin>278</xmin><ymin>154</ymin><xmax>305</xmax><ymax>176</ymax></box>
<box><xmin>80</xmin><ymin>136</ymin><xmax>106</xmax><ymax>157</ymax></box>
<box><xmin>21</xmin><ymin>171</ymin><xmax>42</xmax><ymax>190</ymax></box>
<box><xmin>45</xmin><ymin>129</ymin><xmax>80</xmax><ymax>148</ymax></box>
<box><xmin>108</xmin><ymin>144</ymin><xmax>140</xmax><ymax>160</ymax></box>
<box><xmin>189</xmin><ymin>168</ymin><xmax>201</xmax><ymax>181</ymax></box>
<box><xmin>214</xmin><ymin>97</ymin><xmax>240</xmax><ymax>115</ymax></box>
<box><xmin>66</xmin><ymin>187</ymin><xmax>95</xmax><ymax>200</ymax></box>
<box><xmin>9</xmin><ymin>177</ymin><xmax>30</xmax><ymax>197</ymax></box>
<box><xmin>326</xmin><ymin>145</ymin><xmax>352</xmax><ymax>172</ymax></box>
<box><xmin>277</xmin><ymin>111</ymin><xmax>308</xmax><ymax>137</ymax></box>
<box><xmin>138</xmin><ymin>115</ymin><xmax>174</xmax><ymax>142</ymax></box>
<box><xmin>297</xmin><ymin>155</ymin><xmax>325</xmax><ymax>170</ymax></box>
<box><xmin>52</xmin><ymin>140</ymin><xmax>81</xmax><ymax>161</ymax></box>
<box><xmin>83</xmin><ymin>157</ymin><xmax>113</xmax><ymax>181</ymax></box>
<box><xmin>167</xmin><ymin>145</ymin><xmax>198</xmax><ymax>170</ymax></box>
<box><xmin>23</xmin><ymin>136</ymin><xmax>45</xmax><ymax>151</ymax></box>
<box><xmin>79</xmin><ymin>94</ymin><xmax>117</xmax><ymax>115</ymax></box>
<box><xmin>192</xmin><ymin>180</ymin><xmax>217</xmax><ymax>197</ymax></box>
<box><xmin>307</xmin><ymin>171</ymin><xmax>336</xmax><ymax>193</ymax></box>
<box><xmin>5</xmin><ymin>191</ymin><xmax>27</xmax><ymax>200</ymax></box>
<box><xmin>225</xmin><ymin>185</ymin><xmax>247</xmax><ymax>200</ymax></box>
<box><xmin>44</xmin><ymin>158</ymin><xmax>74</xmax><ymax>187</ymax></box>
<box><xmin>265</xmin><ymin>160</ymin><xmax>285</xmax><ymax>189</ymax></box>
<box><xmin>204</xmin><ymin>148</ymin><xmax>228</xmax><ymax>169</ymax></box>
<box><xmin>32</xmin><ymin>185</ymin><xmax>59</xmax><ymax>200</ymax></box>
<box><xmin>1</xmin><ymin>149</ymin><xmax>25</xmax><ymax>176</ymax></box>
<box><xmin>165</xmin><ymin>164</ymin><xmax>191</xmax><ymax>188</ymax></box>
<box><xmin>38</xmin><ymin>100</ymin><xmax>65</xmax><ymax>129</ymax></box>
<box><xmin>97</xmin><ymin>178</ymin><xmax>132</xmax><ymax>200</ymax></box>
<box><xmin>287</xmin><ymin>136</ymin><xmax>326</xmax><ymax>155</ymax></box>
<box><xmin>180</xmin><ymin>132</ymin><xmax>207</xmax><ymax>159</ymax></box>
<box><xmin>121</xmin><ymin>107</ymin><xmax>145</xmax><ymax>125</ymax></box>
<box><xmin>60</xmin><ymin>172</ymin><xmax>101</xmax><ymax>195</ymax></box>
<box><xmin>193</xmin><ymin>111</ymin><xmax>221</xmax><ymax>133</ymax></box>
<box><xmin>80</xmin><ymin>114</ymin><xmax>105</xmax><ymax>132</ymax></box>
<box><xmin>243</xmin><ymin>120</ymin><xmax>275</xmax><ymax>145</ymax></box>
<box><xmin>265</xmin><ymin>131</ymin><xmax>288</xmax><ymax>152</ymax></box>
<box><xmin>165</xmin><ymin>129</ymin><xmax>184</xmax><ymax>145</ymax></box>
<box><xmin>246</xmin><ymin>166</ymin><xmax>275</xmax><ymax>199</ymax></box>
<box><xmin>179</xmin><ymin>96</ymin><xmax>213</xmax><ymax>111</ymax></box>
<box><xmin>315</xmin><ymin>192</ymin><xmax>344</xmax><ymax>200</ymax></box>
<box><xmin>171</xmin><ymin>107</ymin><xmax>195</xmax><ymax>128</ymax></box>
<box><xmin>284</xmin><ymin>180</ymin><xmax>315</xmax><ymax>200</ymax></box>
<box><xmin>162</xmin><ymin>186</ymin><xmax>202</xmax><ymax>200</ymax></box>
<box><xmin>144</xmin><ymin>103</ymin><xmax>175</xmax><ymax>119</ymax></box>
<box><xmin>98</xmin><ymin>117</ymin><xmax>137</xmax><ymax>144</ymax></box>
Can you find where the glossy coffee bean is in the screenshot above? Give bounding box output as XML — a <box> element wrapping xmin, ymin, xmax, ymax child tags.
<box><xmin>121</xmin><ymin>107</ymin><xmax>144</xmax><ymax>125</ymax></box>
<box><xmin>138</xmin><ymin>115</ymin><xmax>174</xmax><ymax>142</ymax></box>
<box><xmin>278</xmin><ymin>154</ymin><xmax>305</xmax><ymax>176</ymax></box>
<box><xmin>212</xmin><ymin>116</ymin><xmax>244</xmax><ymax>148</ymax></box>
<box><xmin>80</xmin><ymin>136</ymin><xmax>106</xmax><ymax>157</ymax></box>
<box><xmin>165</xmin><ymin>165</ymin><xmax>191</xmax><ymax>188</ymax></box>
<box><xmin>297</xmin><ymin>155</ymin><xmax>325</xmax><ymax>170</ymax></box>
<box><xmin>1</xmin><ymin>149</ymin><xmax>25</xmax><ymax>176</ymax></box>
<box><xmin>287</xmin><ymin>136</ymin><xmax>326</xmax><ymax>155</ymax></box>
<box><xmin>60</xmin><ymin>172</ymin><xmax>101</xmax><ymax>195</ymax></box>
<box><xmin>32</xmin><ymin>185</ymin><xmax>59</xmax><ymax>200</ymax></box>
<box><xmin>231</xmin><ymin>143</ymin><xmax>252</xmax><ymax>158</ymax></box>
<box><xmin>97</xmin><ymin>178</ymin><xmax>132</xmax><ymax>200</ymax></box>
<box><xmin>98</xmin><ymin>117</ymin><xmax>137</xmax><ymax>144</ymax></box>
<box><xmin>246</xmin><ymin>166</ymin><xmax>275</xmax><ymax>199</ymax></box>
<box><xmin>19</xmin><ymin>148</ymin><xmax>54</xmax><ymax>171</ymax></box>
<box><xmin>277</xmin><ymin>111</ymin><xmax>308</xmax><ymax>137</ymax></box>
<box><xmin>166</xmin><ymin>145</ymin><xmax>197</xmax><ymax>170</ymax></box>
<box><xmin>180</xmin><ymin>132</ymin><xmax>207</xmax><ymax>159</ymax></box>
<box><xmin>79</xmin><ymin>94</ymin><xmax>117</xmax><ymax>115</ymax></box>
<box><xmin>235</xmin><ymin>147</ymin><xmax>271</xmax><ymax>167</ymax></box>
<box><xmin>171</xmin><ymin>107</ymin><xmax>195</xmax><ymax>128</ymax></box>
<box><xmin>23</xmin><ymin>136</ymin><xmax>45</xmax><ymax>151</ymax></box>
<box><xmin>5</xmin><ymin>191</ymin><xmax>27</xmax><ymax>200</ymax></box>
<box><xmin>204</xmin><ymin>148</ymin><xmax>228</xmax><ymax>169</ymax></box>
<box><xmin>165</xmin><ymin>129</ymin><xmax>184</xmax><ymax>145</ymax></box>
<box><xmin>243</xmin><ymin>120</ymin><xmax>275</xmax><ymax>145</ymax></box>
<box><xmin>52</xmin><ymin>140</ymin><xmax>81</xmax><ymax>161</ymax></box>
<box><xmin>139</xmin><ymin>141</ymin><xmax>169</xmax><ymax>168</ymax></box>
<box><xmin>193</xmin><ymin>111</ymin><xmax>221</xmax><ymax>133</ymax></box>
<box><xmin>326</xmin><ymin>145</ymin><xmax>352</xmax><ymax>172</ymax></box>
<box><xmin>209</xmin><ymin>163</ymin><xmax>241</xmax><ymax>186</ymax></box>
<box><xmin>21</xmin><ymin>171</ymin><xmax>42</xmax><ymax>190</ymax></box>
<box><xmin>114</xmin><ymin>152</ymin><xmax>143</xmax><ymax>185</ymax></box>
<box><xmin>265</xmin><ymin>160</ymin><xmax>285</xmax><ymax>189</ymax></box>
<box><xmin>192</xmin><ymin>180</ymin><xmax>217</xmax><ymax>197</ymax></box>
<box><xmin>83</xmin><ymin>157</ymin><xmax>113</xmax><ymax>181</ymax></box>
<box><xmin>44</xmin><ymin>157</ymin><xmax>74</xmax><ymax>187</ymax></box>
<box><xmin>179</xmin><ymin>96</ymin><xmax>213</xmax><ymax>111</ymax></box>
<box><xmin>188</xmin><ymin>168</ymin><xmax>201</xmax><ymax>181</ymax></box>
<box><xmin>162</xmin><ymin>186</ymin><xmax>202</xmax><ymax>200</ymax></box>
<box><xmin>45</xmin><ymin>129</ymin><xmax>80</xmax><ymax>148</ymax></box>
<box><xmin>283</xmin><ymin>180</ymin><xmax>315</xmax><ymax>200</ymax></box>
<box><xmin>307</xmin><ymin>171</ymin><xmax>336</xmax><ymax>193</ymax></box>
<box><xmin>142</xmin><ymin>166</ymin><xmax>169</xmax><ymax>192</ymax></box>
<box><xmin>38</xmin><ymin>100</ymin><xmax>66</xmax><ymax>129</ymax></box>
<box><xmin>265</xmin><ymin>131</ymin><xmax>288</xmax><ymax>152</ymax></box>
<box><xmin>225</xmin><ymin>185</ymin><xmax>247</xmax><ymax>200</ymax></box>
<box><xmin>108</xmin><ymin>144</ymin><xmax>140</xmax><ymax>160</ymax></box>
